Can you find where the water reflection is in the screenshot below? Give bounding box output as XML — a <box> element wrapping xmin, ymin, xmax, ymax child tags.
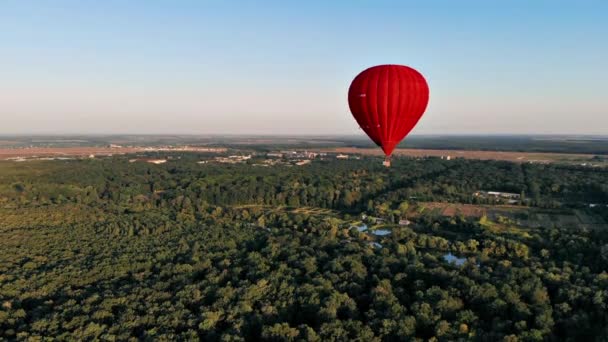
<box><xmin>371</xmin><ymin>229</ymin><xmax>391</xmax><ymax>236</ymax></box>
<box><xmin>355</xmin><ymin>224</ymin><xmax>368</xmax><ymax>232</ymax></box>
<box><xmin>443</xmin><ymin>253</ymin><xmax>466</xmax><ymax>266</ymax></box>
<box><xmin>370</xmin><ymin>242</ymin><xmax>383</xmax><ymax>248</ymax></box>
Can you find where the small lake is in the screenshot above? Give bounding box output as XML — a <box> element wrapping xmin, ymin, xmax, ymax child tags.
<box><xmin>443</xmin><ymin>253</ymin><xmax>467</xmax><ymax>266</ymax></box>
<box><xmin>350</xmin><ymin>224</ymin><xmax>390</xmax><ymax>249</ymax></box>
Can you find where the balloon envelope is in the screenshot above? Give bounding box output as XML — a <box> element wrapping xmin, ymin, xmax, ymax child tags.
<box><xmin>348</xmin><ymin>64</ymin><xmax>429</xmax><ymax>156</ymax></box>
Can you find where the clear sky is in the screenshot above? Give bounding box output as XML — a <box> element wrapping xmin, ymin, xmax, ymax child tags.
<box><xmin>1</xmin><ymin>1</ymin><xmax>606</xmax><ymax>135</ymax></box>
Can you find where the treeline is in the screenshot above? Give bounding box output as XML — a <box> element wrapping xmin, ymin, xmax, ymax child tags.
<box><xmin>2</xmin><ymin>157</ymin><xmax>608</xmax><ymax>212</ymax></box>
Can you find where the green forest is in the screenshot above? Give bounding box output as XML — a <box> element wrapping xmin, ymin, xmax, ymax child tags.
<box><xmin>1</xmin><ymin>155</ymin><xmax>608</xmax><ymax>341</ymax></box>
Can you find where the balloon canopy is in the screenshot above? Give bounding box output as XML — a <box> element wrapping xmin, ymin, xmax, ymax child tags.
<box><xmin>348</xmin><ymin>64</ymin><xmax>429</xmax><ymax>160</ymax></box>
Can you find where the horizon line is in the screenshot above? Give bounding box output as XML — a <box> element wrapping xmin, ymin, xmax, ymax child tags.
<box><xmin>1</xmin><ymin>133</ymin><xmax>608</xmax><ymax>138</ymax></box>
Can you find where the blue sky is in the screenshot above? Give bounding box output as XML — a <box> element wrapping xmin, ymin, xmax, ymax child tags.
<box><xmin>1</xmin><ymin>1</ymin><xmax>606</xmax><ymax>135</ymax></box>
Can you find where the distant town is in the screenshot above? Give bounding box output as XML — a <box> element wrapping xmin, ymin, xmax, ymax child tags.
<box><xmin>1</xmin><ymin>135</ymin><xmax>607</xmax><ymax>168</ymax></box>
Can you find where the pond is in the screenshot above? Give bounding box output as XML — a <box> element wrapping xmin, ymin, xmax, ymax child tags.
<box><xmin>370</xmin><ymin>229</ymin><xmax>391</xmax><ymax>236</ymax></box>
<box><xmin>443</xmin><ymin>253</ymin><xmax>467</xmax><ymax>266</ymax></box>
<box><xmin>354</xmin><ymin>224</ymin><xmax>368</xmax><ymax>232</ymax></box>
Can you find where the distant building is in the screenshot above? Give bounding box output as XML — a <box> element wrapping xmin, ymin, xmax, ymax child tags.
<box><xmin>214</xmin><ymin>155</ymin><xmax>252</xmax><ymax>164</ymax></box>
<box><xmin>336</xmin><ymin>154</ymin><xmax>349</xmax><ymax>159</ymax></box>
<box><xmin>276</xmin><ymin>151</ymin><xmax>319</xmax><ymax>159</ymax></box>
<box><xmin>142</xmin><ymin>146</ymin><xmax>227</xmax><ymax>153</ymax></box>
<box><xmin>228</xmin><ymin>155</ymin><xmax>251</xmax><ymax>160</ymax></box>
<box><xmin>399</xmin><ymin>219</ymin><xmax>411</xmax><ymax>226</ymax></box>
<box><xmin>474</xmin><ymin>191</ymin><xmax>520</xmax><ymax>198</ymax></box>
<box><xmin>295</xmin><ymin>160</ymin><xmax>311</xmax><ymax>166</ymax></box>
<box><xmin>129</xmin><ymin>158</ymin><xmax>168</xmax><ymax>164</ymax></box>
<box><xmin>474</xmin><ymin>191</ymin><xmax>521</xmax><ymax>203</ymax></box>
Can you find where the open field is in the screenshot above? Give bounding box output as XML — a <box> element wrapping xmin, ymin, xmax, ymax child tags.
<box><xmin>0</xmin><ymin>146</ymin><xmax>227</xmax><ymax>160</ymax></box>
<box><xmin>321</xmin><ymin>147</ymin><xmax>604</xmax><ymax>164</ymax></box>
<box><xmin>2</xmin><ymin>135</ymin><xmax>608</xmax><ymax>154</ymax></box>
<box><xmin>1</xmin><ymin>144</ymin><xmax>604</xmax><ymax>165</ymax></box>
<box><xmin>414</xmin><ymin>202</ymin><xmax>608</xmax><ymax>230</ymax></box>
<box><xmin>0</xmin><ymin>147</ymin><xmax>142</xmax><ymax>159</ymax></box>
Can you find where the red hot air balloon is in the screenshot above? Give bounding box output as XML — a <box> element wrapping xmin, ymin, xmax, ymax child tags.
<box><xmin>348</xmin><ymin>64</ymin><xmax>429</xmax><ymax>167</ymax></box>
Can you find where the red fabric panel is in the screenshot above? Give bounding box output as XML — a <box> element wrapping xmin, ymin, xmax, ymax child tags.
<box><xmin>348</xmin><ymin>65</ymin><xmax>429</xmax><ymax>156</ymax></box>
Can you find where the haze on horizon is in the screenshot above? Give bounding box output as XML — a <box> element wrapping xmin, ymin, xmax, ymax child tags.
<box><xmin>1</xmin><ymin>1</ymin><xmax>606</xmax><ymax>136</ymax></box>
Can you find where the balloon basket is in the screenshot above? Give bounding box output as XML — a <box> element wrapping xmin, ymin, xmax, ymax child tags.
<box><xmin>382</xmin><ymin>157</ymin><xmax>391</xmax><ymax>168</ymax></box>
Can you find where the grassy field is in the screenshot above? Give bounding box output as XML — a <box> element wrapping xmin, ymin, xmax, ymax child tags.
<box><xmin>321</xmin><ymin>147</ymin><xmax>607</xmax><ymax>165</ymax></box>
<box><xmin>412</xmin><ymin>202</ymin><xmax>608</xmax><ymax>230</ymax></box>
